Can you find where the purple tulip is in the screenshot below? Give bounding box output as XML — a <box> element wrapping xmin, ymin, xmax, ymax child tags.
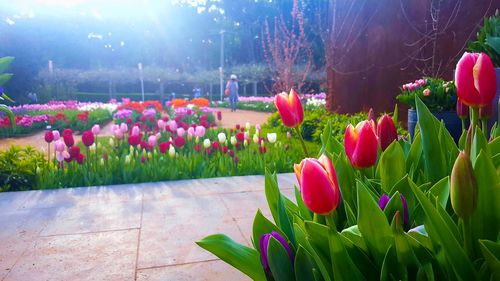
<box><xmin>259</xmin><ymin>232</ymin><xmax>294</xmax><ymax>275</ymax></box>
<box><xmin>378</xmin><ymin>193</ymin><xmax>409</xmax><ymax>227</ymax></box>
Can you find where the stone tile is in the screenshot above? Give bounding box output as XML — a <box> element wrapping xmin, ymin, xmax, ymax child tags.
<box><xmin>142</xmin><ymin>181</ymin><xmax>196</xmax><ymax>201</ymax></box>
<box><xmin>138</xmin><ymin>212</ymin><xmax>246</xmax><ymax>268</ymax></box>
<box><xmin>142</xmin><ymin>194</ymin><xmax>227</xmax><ymax>219</ymax></box>
<box><xmin>186</xmin><ymin>175</ymin><xmax>266</xmax><ymax>195</ymax></box>
<box><xmin>219</xmin><ymin>191</ymin><xmax>271</xmax><ymax>219</ymax></box>
<box><xmin>233</xmin><ymin>216</ymin><xmax>259</xmax><ymax>247</ymax></box>
<box><xmin>4</xmin><ymin>229</ymin><xmax>138</xmax><ymax>281</ymax></box>
<box><xmin>40</xmin><ymin>201</ymin><xmax>142</xmax><ymax>236</ymax></box>
<box><xmin>0</xmin><ymin>209</ymin><xmax>54</xmax><ymax>280</ymax></box>
<box><xmin>19</xmin><ymin>184</ymin><xmax>143</xmax><ymax>210</ymax></box>
<box><xmin>276</xmin><ymin>173</ymin><xmax>297</xmax><ymax>190</ymax></box>
<box><xmin>0</xmin><ymin>191</ymin><xmax>31</xmax><ymax>210</ymax></box>
<box><xmin>136</xmin><ymin>260</ymin><xmax>250</xmax><ymax>281</ymax></box>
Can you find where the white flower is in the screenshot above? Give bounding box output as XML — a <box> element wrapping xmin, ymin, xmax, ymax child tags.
<box><xmin>230</xmin><ymin>136</ymin><xmax>237</xmax><ymax>145</ymax></box>
<box><xmin>125</xmin><ymin>155</ymin><xmax>131</xmax><ymax>164</ymax></box>
<box><xmin>267</xmin><ymin>133</ymin><xmax>277</xmax><ymax>144</ymax></box>
<box><xmin>109</xmin><ymin>138</ymin><xmax>115</xmax><ymax>147</ymax></box>
<box><xmin>217</xmin><ymin>132</ymin><xmax>226</xmax><ymax>143</ymax></box>
<box><xmin>203</xmin><ymin>138</ymin><xmax>211</xmax><ymax>149</ymax></box>
<box><xmin>245</xmin><ymin>122</ymin><xmax>251</xmax><ymax>131</ymax></box>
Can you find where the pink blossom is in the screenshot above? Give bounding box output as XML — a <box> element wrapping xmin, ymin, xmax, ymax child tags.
<box><xmin>194</xmin><ymin>126</ymin><xmax>205</xmax><ymax>138</ymax></box>
<box><xmin>177</xmin><ymin>127</ymin><xmax>186</xmax><ymax>137</ymax></box>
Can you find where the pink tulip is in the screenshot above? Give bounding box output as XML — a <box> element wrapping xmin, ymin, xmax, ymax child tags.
<box><xmin>455</xmin><ymin>52</ymin><xmax>497</xmax><ymax>107</ymax></box>
<box><xmin>294</xmin><ymin>154</ymin><xmax>341</xmax><ymax>215</ymax></box>
<box><xmin>195</xmin><ymin>125</ymin><xmax>206</xmax><ymax>138</ymax></box>
<box><xmin>377</xmin><ymin>114</ymin><xmax>398</xmax><ymax>151</ymax></box>
<box><xmin>56</xmin><ymin>151</ymin><xmax>70</xmax><ymax>162</ymax></box>
<box><xmin>54</xmin><ymin>140</ymin><xmax>65</xmax><ymax>152</ymax></box>
<box><xmin>169</xmin><ymin>121</ymin><xmax>178</xmax><ymax>132</ymax></box>
<box><xmin>91</xmin><ymin>124</ymin><xmax>101</xmax><ymax>135</ymax></box>
<box><xmin>344</xmin><ymin>120</ymin><xmax>378</xmax><ymax>168</ymax></box>
<box><xmin>52</xmin><ymin>130</ymin><xmax>60</xmax><ymax>141</ymax></box>
<box><xmin>120</xmin><ymin>123</ymin><xmax>128</xmax><ymax>133</ymax></box>
<box><xmin>131</xmin><ymin>126</ymin><xmax>140</xmax><ymax>136</ymax></box>
<box><xmin>274</xmin><ymin>89</ymin><xmax>304</xmax><ymax>128</ymax></box>
<box><xmin>114</xmin><ymin>130</ymin><xmax>124</xmax><ymax>140</ymax></box>
<box><xmin>177</xmin><ymin>127</ymin><xmax>186</xmax><ymax>137</ymax></box>
<box><xmin>157</xmin><ymin>119</ymin><xmax>165</xmax><ymax>131</ymax></box>
<box><xmin>148</xmin><ymin>135</ymin><xmax>157</xmax><ymax>147</ymax></box>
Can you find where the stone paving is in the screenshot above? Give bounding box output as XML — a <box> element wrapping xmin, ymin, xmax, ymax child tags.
<box><xmin>0</xmin><ymin>173</ymin><xmax>296</xmax><ymax>281</ymax></box>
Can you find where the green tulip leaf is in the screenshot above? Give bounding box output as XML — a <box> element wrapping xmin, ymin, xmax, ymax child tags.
<box><xmin>320</xmin><ymin>121</ymin><xmax>344</xmax><ymax>156</ymax></box>
<box><xmin>196</xmin><ymin>234</ymin><xmax>266</xmax><ymax>281</ymax></box>
<box><xmin>380</xmin><ymin>244</ymin><xmax>403</xmax><ymax>281</ymax></box>
<box><xmin>294</xmin><ymin>223</ymin><xmax>332</xmax><ymax>281</ymax></box>
<box><xmin>378</xmin><ymin>142</ymin><xmax>406</xmax><ymax>193</ymax></box>
<box><xmin>415</xmin><ymin>96</ymin><xmax>447</xmax><ymax>184</ymax></box>
<box><xmin>294</xmin><ymin>246</ymin><xmax>317</xmax><ymax>281</ymax></box>
<box><xmin>341</xmin><ymin>225</ymin><xmax>368</xmax><ymax>252</ymax></box>
<box><xmin>472</xmin><ymin>151</ymin><xmax>500</xmax><ymax>243</ymax></box>
<box><xmin>0</xmin><ymin>73</ymin><xmax>13</xmax><ymax>86</ymax></box>
<box><xmin>489</xmin><ymin>136</ymin><xmax>500</xmax><ymax>157</ymax></box>
<box><xmin>458</xmin><ymin>130</ymin><xmax>467</xmax><ymax>150</ymax></box>
<box><xmin>408</xmin><ymin>178</ymin><xmax>477</xmax><ymax>280</ymax></box>
<box><xmin>428</xmin><ymin>177</ymin><xmax>449</xmax><ymax>209</ymax></box>
<box><xmin>471</xmin><ymin>128</ymin><xmax>490</xmax><ymax>164</ymax></box>
<box><xmin>264</xmin><ymin>170</ymin><xmax>295</xmax><ymax>245</ymax></box>
<box><xmin>478</xmin><ymin>239</ymin><xmax>500</xmax><ymax>279</ymax></box>
<box><xmin>327</xmin><ymin>228</ymin><xmax>366</xmax><ymax>281</ymax></box>
<box><xmin>304</xmin><ymin>221</ymin><xmax>330</xmax><ymax>263</ymax></box>
<box><xmin>295</xmin><ymin>186</ymin><xmax>312</xmax><ymax>221</ymax></box>
<box><xmin>339</xmin><ymin>228</ymin><xmax>378</xmax><ymax>277</ymax></box>
<box><xmin>0</xmin><ymin>56</ymin><xmax>14</xmax><ymax>73</ymax></box>
<box><xmin>357</xmin><ymin>181</ymin><xmax>392</xmax><ymax>266</ymax></box>
<box><xmin>252</xmin><ymin>209</ymin><xmax>286</xmax><ymax>251</ymax></box>
<box><xmin>334</xmin><ymin>153</ymin><xmax>357</xmax><ymax>210</ymax></box>
<box><xmin>267</xmin><ymin>237</ymin><xmax>295</xmax><ymax>281</ymax></box>
<box><xmin>0</xmin><ymin>104</ymin><xmax>15</xmax><ymax>127</ymax></box>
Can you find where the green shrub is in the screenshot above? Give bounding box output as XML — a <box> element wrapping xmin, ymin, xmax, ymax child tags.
<box><xmin>0</xmin><ymin>146</ymin><xmax>45</xmax><ymax>192</ymax></box>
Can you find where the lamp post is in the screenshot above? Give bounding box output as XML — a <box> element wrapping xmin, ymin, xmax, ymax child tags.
<box><xmin>219</xmin><ymin>29</ymin><xmax>225</xmax><ymax>101</ymax></box>
<box><xmin>138</xmin><ymin>62</ymin><xmax>145</xmax><ymax>102</ymax></box>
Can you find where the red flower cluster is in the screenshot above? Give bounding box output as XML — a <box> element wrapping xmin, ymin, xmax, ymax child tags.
<box><xmin>49</xmin><ymin>113</ymin><xmax>69</xmax><ymax>125</ymax></box>
<box><xmin>77</xmin><ymin>111</ymin><xmax>89</xmax><ymax>123</ymax></box>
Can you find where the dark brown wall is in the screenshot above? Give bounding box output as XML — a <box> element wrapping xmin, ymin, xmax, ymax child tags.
<box><xmin>326</xmin><ymin>0</ymin><xmax>499</xmax><ymax>118</ymax></box>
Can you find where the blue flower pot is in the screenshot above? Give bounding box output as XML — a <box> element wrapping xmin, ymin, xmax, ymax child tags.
<box><xmin>408</xmin><ymin>109</ymin><xmax>463</xmax><ymax>143</ymax></box>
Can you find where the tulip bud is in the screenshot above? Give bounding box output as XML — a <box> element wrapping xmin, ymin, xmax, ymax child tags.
<box><xmin>423</xmin><ymin>88</ymin><xmax>431</xmax><ymax>96</ymax></box>
<box><xmin>294</xmin><ymin>154</ymin><xmax>341</xmax><ymax>214</ymax></box>
<box><xmin>109</xmin><ymin>138</ymin><xmax>115</xmax><ymax>147</ymax></box>
<box><xmin>195</xmin><ymin>125</ymin><xmax>206</xmax><ymax>138</ymax></box>
<box><xmin>286</xmin><ymin>131</ymin><xmax>291</xmax><ymax>139</ymax></box>
<box><xmin>125</xmin><ymin>155</ymin><xmax>131</xmax><ymax>164</ymax></box>
<box><xmin>120</xmin><ymin>123</ymin><xmax>128</xmax><ymax>133</ymax></box>
<box><xmin>168</xmin><ymin>146</ymin><xmax>176</xmax><ymax>158</ymax></box>
<box><xmin>243</xmin><ymin>139</ymin><xmax>248</xmax><ymax>147</ymax></box>
<box><xmin>148</xmin><ymin>135</ymin><xmax>157</xmax><ymax>148</ymax></box>
<box><xmin>157</xmin><ymin>119</ymin><xmax>165</xmax><ymax>131</ymax></box>
<box><xmin>259</xmin><ymin>232</ymin><xmax>294</xmax><ymax>276</ymax></box>
<box><xmin>344</xmin><ymin>120</ymin><xmax>378</xmax><ymax>168</ymax></box>
<box><xmin>456</xmin><ymin>99</ymin><xmax>469</xmax><ymax>119</ymax></box>
<box><xmin>378</xmin><ymin>193</ymin><xmax>409</xmax><ymax>228</ymax></box>
<box><xmin>177</xmin><ymin>127</ymin><xmax>185</xmax><ymax>137</ymax></box>
<box><xmin>230</xmin><ymin>136</ymin><xmax>237</xmax><ymax>145</ymax></box>
<box><xmin>54</xmin><ymin>140</ymin><xmax>65</xmax><ymax>152</ymax></box>
<box><xmin>267</xmin><ymin>133</ymin><xmax>277</xmax><ymax>144</ymax></box>
<box><xmin>450</xmin><ymin>151</ymin><xmax>478</xmax><ymax>218</ymax></box>
<box><xmin>253</xmin><ymin>134</ymin><xmax>259</xmax><ymax>144</ymax></box>
<box><xmin>203</xmin><ymin>138</ymin><xmax>211</xmax><ymax>149</ymax></box>
<box><xmin>274</xmin><ymin>89</ymin><xmax>304</xmax><ymax>128</ymax></box>
<box><xmin>377</xmin><ymin>114</ymin><xmax>398</xmax><ymax>151</ymax></box>
<box><xmin>245</xmin><ymin>122</ymin><xmax>251</xmax><ymax>131</ymax></box>
<box><xmin>89</xmin><ymin>143</ymin><xmax>96</xmax><ymax>152</ymax></box>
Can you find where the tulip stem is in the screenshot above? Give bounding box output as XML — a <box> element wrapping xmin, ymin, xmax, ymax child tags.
<box><xmin>294</xmin><ymin>126</ymin><xmax>309</xmax><ymax>158</ymax></box>
<box><xmin>481</xmin><ymin>119</ymin><xmax>488</xmax><ymax>138</ymax></box>
<box><xmin>462</xmin><ymin>217</ymin><xmax>473</xmax><ymax>258</ymax></box>
<box><xmin>325</xmin><ymin>213</ymin><xmax>337</xmax><ymax>232</ymax></box>
<box><xmin>461</xmin><ymin>118</ymin><xmax>466</xmax><ymax>132</ymax></box>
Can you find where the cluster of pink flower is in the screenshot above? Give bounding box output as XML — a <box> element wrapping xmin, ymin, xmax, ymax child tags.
<box><xmin>0</xmin><ymin>114</ymin><xmax>50</xmax><ymax>129</ymax></box>
<box><xmin>402</xmin><ymin>79</ymin><xmax>427</xmax><ymax>91</ymax></box>
<box><xmin>237</xmin><ymin>96</ymin><xmax>275</xmax><ymax>103</ymax></box>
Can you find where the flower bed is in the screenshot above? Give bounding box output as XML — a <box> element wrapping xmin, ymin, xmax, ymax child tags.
<box><xmin>213</xmin><ymin>93</ymin><xmax>326</xmax><ymax>112</ymax></box>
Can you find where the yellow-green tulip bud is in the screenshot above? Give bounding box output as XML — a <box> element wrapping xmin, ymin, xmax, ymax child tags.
<box><xmin>450</xmin><ymin>151</ymin><xmax>478</xmax><ymax>219</ymax></box>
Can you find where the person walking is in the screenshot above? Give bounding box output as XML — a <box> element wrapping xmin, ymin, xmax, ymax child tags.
<box><xmin>226</xmin><ymin>74</ymin><xmax>239</xmax><ymax>112</ymax></box>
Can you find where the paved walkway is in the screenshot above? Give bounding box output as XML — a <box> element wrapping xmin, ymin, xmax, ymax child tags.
<box><xmin>0</xmin><ymin>173</ymin><xmax>296</xmax><ymax>281</ymax></box>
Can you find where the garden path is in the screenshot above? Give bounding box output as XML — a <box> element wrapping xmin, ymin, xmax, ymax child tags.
<box><xmin>0</xmin><ymin>173</ymin><xmax>296</xmax><ymax>280</ymax></box>
<box><xmin>0</xmin><ymin>108</ymin><xmax>271</xmax><ymax>151</ymax></box>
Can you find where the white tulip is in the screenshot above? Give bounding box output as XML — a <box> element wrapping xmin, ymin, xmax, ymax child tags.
<box><xmin>217</xmin><ymin>132</ymin><xmax>226</xmax><ymax>143</ymax></box>
<box><xmin>169</xmin><ymin>146</ymin><xmax>176</xmax><ymax>158</ymax></box>
<box><xmin>203</xmin><ymin>138</ymin><xmax>211</xmax><ymax>149</ymax></box>
<box><xmin>230</xmin><ymin>136</ymin><xmax>237</xmax><ymax>145</ymax></box>
<box><xmin>267</xmin><ymin>133</ymin><xmax>277</xmax><ymax>144</ymax></box>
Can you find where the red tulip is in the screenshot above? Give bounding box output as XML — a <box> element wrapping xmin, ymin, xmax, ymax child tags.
<box><xmin>236</xmin><ymin>132</ymin><xmax>245</xmax><ymax>142</ymax></box>
<box><xmin>294</xmin><ymin>154</ymin><xmax>340</xmax><ymax>215</ymax></box>
<box><xmin>76</xmin><ymin>153</ymin><xmax>85</xmax><ymax>164</ymax></box>
<box><xmin>222</xmin><ymin>146</ymin><xmax>228</xmax><ymax>154</ymax></box>
<box><xmin>69</xmin><ymin>146</ymin><xmax>80</xmax><ymax>159</ymax></box>
<box><xmin>44</xmin><ymin>131</ymin><xmax>54</xmax><ymax>143</ymax></box>
<box><xmin>159</xmin><ymin>141</ymin><xmax>170</xmax><ymax>154</ymax></box>
<box><xmin>63</xmin><ymin>132</ymin><xmax>74</xmax><ymax>147</ymax></box>
<box><xmin>456</xmin><ymin>99</ymin><xmax>469</xmax><ymax>119</ymax></box>
<box><xmin>82</xmin><ymin>131</ymin><xmax>94</xmax><ymax>147</ymax></box>
<box><xmin>212</xmin><ymin>141</ymin><xmax>220</xmax><ymax>150</ymax></box>
<box><xmin>274</xmin><ymin>89</ymin><xmax>304</xmax><ymax>128</ymax></box>
<box><xmin>217</xmin><ymin>111</ymin><xmax>222</xmax><ymax>121</ymax></box>
<box><xmin>377</xmin><ymin>114</ymin><xmax>398</xmax><ymax>151</ymax></box>
<box><xmin>344</xmin><ymin>120</ymin><xmax>378</xmax><ymax>168</ymax></box>
<box><xmin>174</xmin><ymin>136</ymin><xmax>186</xmax><ymax>148</ymax></box>
<box><xmin>194</xmin><ymin>144</ymin><xmax>201</xmax><ymax>152</ymax></box>
<box><xmin>128</xmin><ymin>134</ymin><xmax>141</xmax><ymax>146</ymax></box>
<box><xmin>455</xmin><ymin>52</ymin><xmax>497</xmax><ymax>107</ymax></box>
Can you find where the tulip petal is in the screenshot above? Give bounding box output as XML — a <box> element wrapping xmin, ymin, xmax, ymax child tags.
<box><xmin>318</xmin><ymin>153</ymin><xmax>339</xmax><ymax>189</ymax></box>
<box><xmin>474</xmin><ymin>53</ymin><xmax>497</xmax><ymax>106</ymax></box>
<box><xmin>300</xmin><ymin>159</ymin><xmax>339</xmax><ymax>214</ymax></box>
<box><xmin>455</xmin><ymin>52</ymin><xmax>481</xmax><ymax>106</ymax></box>
<box><xmin>289</xmin><ymin>89</ymin><xmax>304</xmax><ymax>125</ymax></box>
<box><xmin>344</xmin><ymin>124</ymin><xmax>358</xmax><ymax>164</ymax></box>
